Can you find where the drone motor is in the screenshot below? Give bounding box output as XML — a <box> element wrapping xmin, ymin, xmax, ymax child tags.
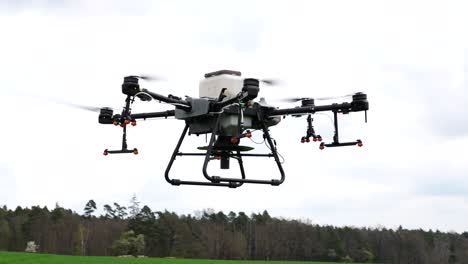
<box><xmin>122</xmin><ymin>76</ymin><xmax>140</xmax><ymax>96</ymax></box>
<box><xmin>98</xmin><ymin>107</ymin><xmax>114</xmax><ymax>124</ymax></box>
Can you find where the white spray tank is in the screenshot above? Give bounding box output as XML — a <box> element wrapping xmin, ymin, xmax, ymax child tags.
<box><xmin>199</xmin><ymin>70</ymin><xmax>253</xmax><ymax>135</ymax></box>
<box><xmin>199</xmin><ymin>70</ymin><xmax>244</xmax><ymax>100</ymax></box>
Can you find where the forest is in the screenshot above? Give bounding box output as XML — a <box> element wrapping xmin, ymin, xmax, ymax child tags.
<box><xmin>0</xmin><ymin>198</ymin><xmax>467</xmax><ymax>264</ymax></box>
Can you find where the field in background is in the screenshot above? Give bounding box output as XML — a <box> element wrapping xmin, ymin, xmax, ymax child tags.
<box><xmin>0</xmin><ymin>252</ymin><xmax>368</xmax><ymax>264</ymax></box>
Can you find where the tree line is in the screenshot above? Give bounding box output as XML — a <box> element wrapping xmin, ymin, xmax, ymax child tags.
<box><xmin>1</xmin><ymin>198</ymin><xmax>468</xmax><ymax>263</ymax></box>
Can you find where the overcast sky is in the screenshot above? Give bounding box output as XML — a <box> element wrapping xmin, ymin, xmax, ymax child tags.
<box><xmin>1</xmin><ymin>0</ymin><xmax>467</xmax><ymax>232</ymax></box>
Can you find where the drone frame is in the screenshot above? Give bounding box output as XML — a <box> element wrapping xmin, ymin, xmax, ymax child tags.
<box><xmin>100</xmin><ymin>75</ymin><xmax>369</xmax><ymax>188</ymax></box>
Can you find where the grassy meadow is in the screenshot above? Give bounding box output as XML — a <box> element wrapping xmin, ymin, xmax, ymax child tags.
<box><xmin>0</xmin><ymin>251</ymin><xmax>365</xmax><ymax>264</ymax></box>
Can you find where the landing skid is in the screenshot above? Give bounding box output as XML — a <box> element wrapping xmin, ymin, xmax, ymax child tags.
<box><xmin>164</xmin><ymin>117</ymin><xmax>285</xmax><ymax>188</ymax></box>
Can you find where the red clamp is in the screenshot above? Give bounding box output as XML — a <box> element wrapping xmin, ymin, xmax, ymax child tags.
<box><xmin>231</xmin><ymin>130</ymin><xmax>252</xmax><ymax>144</ymax></box>
<box><xmin>357</xmin><ymin>139</ymin><xmax>363</xmax><ymax>147</ymax></box>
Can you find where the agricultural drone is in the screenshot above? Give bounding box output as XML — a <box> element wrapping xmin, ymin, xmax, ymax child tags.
<box><xmin>83</xmin><ymin>70</ymin><xmax>369</xmax><ymax>188</ymax></box>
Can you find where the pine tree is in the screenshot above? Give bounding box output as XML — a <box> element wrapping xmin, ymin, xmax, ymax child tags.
<box><xmin>72</xmin><ymin>224</ymin><xmax>85</xmax><ymax>255</ymax></box>
<box><xmin>0</xmin><ymin>218</ymin><xmax>10</xmax><ymax>250</ymax></box>
<box><xmin>114</xmin><ymin>203</ymin><xmax>128</xmax><ymax>219</ymax></box>
<box><xmin>128</xmin><ymin>194</ymin><xmax>141</xmax><ymax>219</ymax></box>
<box><xmin>103</xmin><ymin>204</ymin><xmax>116</xmax><ymax>219</ymax></box>
<box><xmin>83</xmin><ymin>200</ymin><xmax>97</xmax><ymax>218</ymax></box>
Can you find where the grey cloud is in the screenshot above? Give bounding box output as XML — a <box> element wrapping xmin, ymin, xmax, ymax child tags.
<box><xmin>161</xmin><ymin>1</ymin><xmax>265</xmax><ymax>53</ymax></box>
<box><xmin>201</xmin><ymin>20</ymin><xmax>263</xmax><ymax>53</ymax></box>
<box><xmin>417</xmin><ymin>181</ymin><xmax>468</xmax><ymax>197</ymax></box>
<box><xmin>324</xmin><ymin>158</ymin><xmax>468</xmax><ymax>200</ymax></box>
<box><xmin>411</xmin><ymin>166</ymin><xmax>468</xmax><ymax>198</ymax></box>
<box><xmin>382</xmin><ymin>65</ymin><xmax>468</xmax><ymax>138</ymax></box>
<box><xmin>0</xmin><ymin>165</ymin><xmax>15</xmax><ymax>204</ymax></box>
<box><xmin>0</xmin><ymin>165</ymin><xmax>8</xmax><ymax>176</ymax></box>
<box><xmin>0</xmin><ymin>0</ymin><xmax>151</xmax><ymax>15</ymax></box>
<box><xmin>0</xmin><ymin>0</ymin><xmax>73</xmax><ymax>13</ymax></box>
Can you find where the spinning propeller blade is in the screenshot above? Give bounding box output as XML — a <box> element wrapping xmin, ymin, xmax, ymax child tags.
<box><xmin>278</xmin><ymin>92</ymin><xmax>365</xmax><ymax>103</ymax></box>
<box><xmin>54</xmin><ymin>100</ymin><xmax>112</xmax><ymax>113</ymax></box>
<box><xmin>130</xmin><ymin>74</ymin><xmax>166</xmax><ymax>82</ymax></box>
<box><xmin>260</xmin><ymin>78</ymin><xmax>283</xmax><ymax>86</ymax></box>
<box><xmin>314</xmin><ymin>92</ymin><xmax>363</xmax><ymax>101</ymax></box>
<box><xmin>65</xmin><ymin>103</ymin><xmax>101</xmax><ymax>112</ymax></box>
<box><xmin>13</xmin><ymin>92</ymin><xmax>113</xmax><ymax>113</ymax></box>
<box><xmin>277</xmin><ymin>97</ymin><xmax>311</xmax><ymax>103</ymax></box>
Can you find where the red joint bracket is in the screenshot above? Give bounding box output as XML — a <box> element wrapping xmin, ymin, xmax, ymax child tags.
<box><xmin>357</xmin><ymin>140</ymin><xmax>363</xmax><ymax>147</ymax></box>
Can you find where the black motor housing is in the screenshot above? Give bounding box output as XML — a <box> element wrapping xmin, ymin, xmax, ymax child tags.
<box><xmin>98</xmin><ymin>107</ymin><xmax>114</xmax><ymax>124</ymax></box>
<box><xmin>351</xmin><ymin>92</ymin><xmax>369</xmax><ymax>112</ymax></box>
<box><xmin>122</xmin><ymin>76</ymin><xmax>140</xmax><ymax>96</ymax></box>
<box><xmin>242</xmin><ymin>78</ymin><xmax>259</xmax><ymax>101</ymax></box>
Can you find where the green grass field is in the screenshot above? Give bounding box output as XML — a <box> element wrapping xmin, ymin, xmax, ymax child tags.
<box><xmin>0</xmin><ymin>251</ymin><xmax>357</xmax><ymax>264</ymax></box>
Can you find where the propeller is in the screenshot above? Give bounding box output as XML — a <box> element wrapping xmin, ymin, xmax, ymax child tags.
<box><xmin>279</xmin><ymin>97</ymin><xmax>313</xmax><ymax>103</ymax></box>
<box><xmin>130</xmin><ymin>74</ymin><xmax>166</xmax><ymax>82</ymax></box>
<box><xmin>278</xmin><ymin>92</ymin><xmax>365</xmax><ymax>103</ymax></box>
<box><xmin>260</xmin><ymin>78</ymin><xmax>283</xmax><ymax>86</ymax></box>
<box><xmin>54</xmin><ymin>100</ymin><xmax>113</xmax><ymax>113</ymax></box>
<box><xmin>11</xmin><ymin>90</ymin><xmax>116</xmax><ymax>113</ymax></box>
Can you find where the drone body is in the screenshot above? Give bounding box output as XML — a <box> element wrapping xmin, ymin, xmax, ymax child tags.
<box><xmin>98</xmin><ymin>70</ymin><xmax>369</xmax><ymax>188</ymax></box>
